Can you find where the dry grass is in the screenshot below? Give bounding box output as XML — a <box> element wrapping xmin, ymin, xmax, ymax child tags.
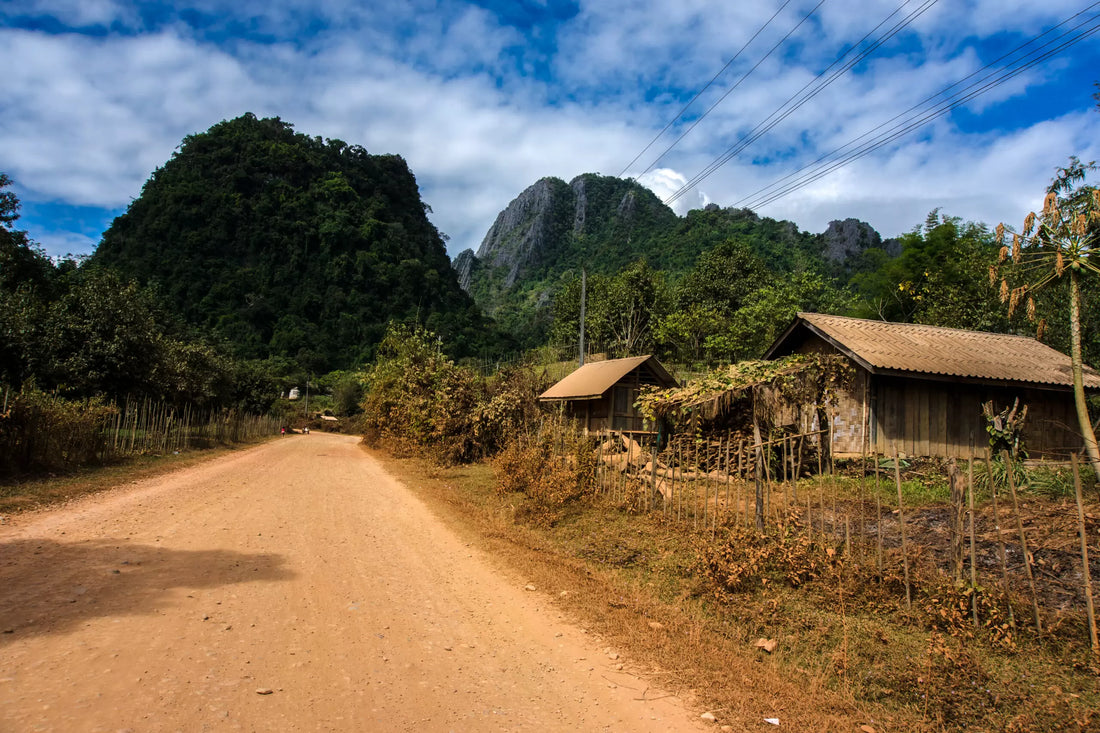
<box><xmin>373</xmin><ymin>445</ymin><xmax>1100</xmax><ymax>732</ymax></box>
<box><xmin>0</xmin><ymin>443</ymin><xmax>264</xmax><ymax>515</ymax></box>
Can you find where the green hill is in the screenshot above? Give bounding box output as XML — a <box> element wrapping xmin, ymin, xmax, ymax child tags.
<box><xmin>455</xmin><ymin>174</ymin><xmax>878</xmax><ymax>347</ymax></box>
<box><xmin>92</xmin><ymin>113</ymin><xmax>492</xmax><ymax>372</ymax></box>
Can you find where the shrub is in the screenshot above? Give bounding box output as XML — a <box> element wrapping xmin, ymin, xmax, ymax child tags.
<box><xmin>0</xmin><ymin>387</ymin><xmax>116</xmax><ymax>476</ymax></box>
<box><xmin>494</xmin><ymin>418</ymin><xmax>597</xmax><ymax>523</ymax></box>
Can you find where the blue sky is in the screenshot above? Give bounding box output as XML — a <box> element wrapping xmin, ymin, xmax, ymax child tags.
<box><xmin>2</xmin><ymin>0</ymin><xmax>1098</xmax><ymax>261</ymax></box>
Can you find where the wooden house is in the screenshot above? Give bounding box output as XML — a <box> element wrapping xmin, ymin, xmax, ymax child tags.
<box><xmin>764</xmin><ymin>313</ymin><xmax>1100</xmax><ymax>459</ymax></box>
<box><xmin>538</xmin><ymin>355</ymin><xmax>678</xmax><ymax>433</ymax></box>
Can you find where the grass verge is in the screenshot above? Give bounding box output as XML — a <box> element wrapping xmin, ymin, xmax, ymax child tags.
<box><xmin>0</xmin><ymin>441</ymin><xmax>269</xmax><ymax>515</ymax></box>
<box><xmin>371</xmin><ymin>446</ymin><xmax>1100</xmax><ymax>733</ymax></box>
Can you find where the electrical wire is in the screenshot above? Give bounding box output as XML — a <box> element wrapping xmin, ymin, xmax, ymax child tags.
<box><xmin>736</xmin><ymin>6</ymin><xmax>1100</xmax><ymax>211</ymax></box>
<box><xmin>632</xmin><ymin>0</ymin><xmax>830</xmax><ymax>182</ymax></box>
<box><xmin>662</xmin><ymin>0</ymin><xmax>938</xmax><ymax>206</ymax></box>
<box><xmin>737</xmin><ymin>3</ymin><xmax>1100</xmax><ymax>209</ymax></box>
<box><xmin>616</xmin><ymin>0</ymin><xmax>795</xmax><ymax>178</ymax></box>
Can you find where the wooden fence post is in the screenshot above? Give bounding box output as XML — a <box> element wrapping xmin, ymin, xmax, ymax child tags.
<box><xmin>753</xmin><ymin>421</ymin><xmax>764</xmax><ymax>531</ymax></box>
<box><xmin>894</xmin><ymin>449</ymin><xmax>912</xmax><ymax>611</ymax></box>
<box><xmin>1072</xmin><ymin>454</ymin><xmax>1098</xmax><ymax>654</ymax></box>
<box><xmin>986</xmin><ymin>448</ymin><xmax>1016</xmax><ymax>629</ymax></box>
<box><xmin>948</xmin><ymin>458</ymin><xmax>965</xmax><ymax>583</ymax></box>
<box><xmin>968</xmin><ymin>453</ymin><xmax>979</xmax><ymax>629</ymax></box>
<box><xmin>1002</xmin><ymin>448</ymin><xmax>1041</xmax><ymax>634</ymax></box>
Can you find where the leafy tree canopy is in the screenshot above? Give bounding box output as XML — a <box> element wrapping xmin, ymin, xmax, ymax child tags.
<box><xmin>92</xmin><ymin>113</ymin><xmax>497</xmax><ymax>372</ymax></box>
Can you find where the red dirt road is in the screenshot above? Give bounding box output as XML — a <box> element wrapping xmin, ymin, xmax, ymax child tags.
<box><xmin>0</xmin><ymin>433</ymin><xmax>707</xmax><ymax>732</ymax></box>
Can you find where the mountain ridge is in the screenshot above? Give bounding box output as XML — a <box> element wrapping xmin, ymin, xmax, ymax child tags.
<box><xmin>457</xmin><ymin>173</ymin><xmax>892</xmax><ymax>346</ymax></box>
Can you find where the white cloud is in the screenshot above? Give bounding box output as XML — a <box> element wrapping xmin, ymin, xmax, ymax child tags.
<box><xmin>1</xmin><ymin>0</ymin><xmax>1098</xmax><ymax>261</ymax></box>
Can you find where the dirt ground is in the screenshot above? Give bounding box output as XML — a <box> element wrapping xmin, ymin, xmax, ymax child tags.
<box><xmin>0</xmin><ymin>433</ymin><xmax>709</xmax><ymax>732</ymax></box>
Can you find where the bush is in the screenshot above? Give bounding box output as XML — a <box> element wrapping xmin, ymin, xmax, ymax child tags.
<box><xmin>0</xmin><ymin>387</ymin><xmax>116</xmax><ymax>476</ymax></box>
<box><xmin>359</xmin><ymin>323</ymin><xmax>550</xmax><ymax>464</ymax></box>
<box><xmin>494</xmin><ymin>418</ymin><xmax>597</xmax><ymax>523</ymax></box>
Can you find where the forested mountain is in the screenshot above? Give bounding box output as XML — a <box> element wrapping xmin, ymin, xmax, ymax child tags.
<box><xmin>457</xmin><ymin>173</ymin><xmax>891</xmax><ymax>347</ymax></box>
<box><xmin>92</xmin><ymin>113</ymin><xmax>492</xmax><ymax>373</ymax></box>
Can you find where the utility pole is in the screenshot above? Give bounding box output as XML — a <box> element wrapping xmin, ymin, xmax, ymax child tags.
<box><xmin>579</xmin><ymin>268</ymin><xmax>586</xmax><ymax>366</ymax></box>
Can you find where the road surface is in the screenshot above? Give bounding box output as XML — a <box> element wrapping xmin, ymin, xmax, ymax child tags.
<box><xmin>0</xmin><ymin>433</ymin><xmax>707</xmax><ymax>732</ymax></box>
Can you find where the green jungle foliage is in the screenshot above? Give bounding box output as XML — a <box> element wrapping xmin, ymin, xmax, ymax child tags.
<box><xmin>1</xmin><ymin>174</ymin><xmax>295</xmax><ymax>412</ymax></box>
<box><xmin>92</xmin><ymin>113</ymin><xmax>496</xmax><ymax>373</ymax></box>
<box><xmin>541</xmin><ymin>209</ymin><xmax>1069</xmax><ymax>368</ymax></box>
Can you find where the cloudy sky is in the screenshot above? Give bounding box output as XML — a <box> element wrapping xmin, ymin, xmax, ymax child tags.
<box><xmin>2</xmin><ymin>0</ymin><xmax>1099</xmax><ymax>261</ymax></box>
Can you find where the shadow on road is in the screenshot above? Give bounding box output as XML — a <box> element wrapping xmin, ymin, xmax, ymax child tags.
<box><xmin>0</xmin><ymin>538</ymin><xmax>294</xmax><ymax>643</ymax></box>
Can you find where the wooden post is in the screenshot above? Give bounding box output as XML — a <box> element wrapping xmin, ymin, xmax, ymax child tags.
<box><xmin>968</xmin><ymin>452</ymin><xmax>979</xmax><ymax>629</ymax></box>
<box><xmin>844</xmin><ymin>515</ymin><xmax>851</xmax><ymax>558</ymax></box>
<box><xmin>629</xmin><ymin>433</ymin><xmax>638</xmax><ymax>501</ymax></box>
<box><xmin>894</xmin><ymin>449</ymin><xmax>912</xmax><ymax>610</ymax></box>
<box><xmin>762</xmin><ymin>432</ymin><xmax>773</xmax><ymax>527</ymax></box>
<box><xmin>1002</xmin><ymin>448</ymin><xmax>1041</xmax><ymax>634</ymax></box>
<box><xmin>783</xmin><ymin>435</ymin><xmax>789</xmax><ymax>485</ymax></box>
<box><xmin>829</xmin><ymin>421</ymin><xmax>838</xmax><ymax>540</ymax></box>
<box><xmin>805</xmin><ymin>491</ymin><xmax>811</xmax><ymax>535</ymax></box>
<box><xmin>1072</xmin><ymin>454</ymin><xmax>1099</xmax><ymax>655</ymax></box>
<box><xmin>668</xmin><ymin>440</ymin><xmax>677</xmax><ymax>519</ymax></box>
<box><xmin>986</xmin><ymin>447</ymin><xmax>1016</xmax><ymax>629</ymax></box>
<box><xmin>650</xmin><ymin>436</ymin><xmax>659</xmax><ymax>512</ymax></box>
<box><xmin>724</xmin><ymin>434</ymin><xmax>732</xmax><ymax>523</ymax></box>
<box><xmin>793</xmin><ymin>435</ymin><xmax>803</xmax><ymax>498</ymax></box>
<box><xmin>753</xmin><ymin>421</ymin><xmax>765</xmax><ymax>531</ymax></box>
<box><xmin>819</xmin><ymin>477</ymin><xmax>827</xmax><ymax>544</ymax></box>
<box><xmin>948</xmin><ymin>458</ymin><xmax>965</xmax><ymax>583</ymax></box>
<box><xmin>859</xmin><ymin>437</ymin><xmax>867</xmax><ymax>553</ymax></box>
<box><xmin>693</xmin><ymin>438</ymin><xmax>699</xmax><ymax>531</ymax></box>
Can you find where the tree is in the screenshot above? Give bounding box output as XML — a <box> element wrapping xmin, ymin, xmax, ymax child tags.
<box><xmin>707</xmin><ymin>272</ymin><xmax>855</xmax><ymax>361</ymax></box>
<box><xmin>654</xmin><ymin>304</ymin><xmax>723</xmax><ymax>364</ymax></box>
<box><xmin>995</xmin><ymin>158</ymin><xmax>1100</xmax><ymax>480</ymax></box>
<box><xmin>604</xmin><ymin>260</ymin><xmax>670</xmax><ymax>356</ymax></box>
<box><xmin>848</xmin><ymin>213</ymin><xmax>1007</xmax><ymax>330</ymax></box>
<box><xmin>0</xmin><ymin>173</ymin><xmax>57</xmax><ymax>387</ymax></box>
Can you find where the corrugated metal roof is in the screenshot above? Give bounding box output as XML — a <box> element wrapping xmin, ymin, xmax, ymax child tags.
<box><xmin>770</xmin><ymin>313</ymin><xmax>1100</xmax><ymax>389</ymax></box>
<box><xmin>538</xmin><ymin>355</ymin><xmax>675</xmax><ymax>401</ymax></box>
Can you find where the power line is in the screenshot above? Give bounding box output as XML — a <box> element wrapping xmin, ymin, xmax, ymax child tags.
<box><xmin>662</xmin><ymin>0</ymin><xmax>938</xmax><ymax>206</ymax></box>
<box><xmin>665</xmin><ymin>0</ymin><xmax>936</xmax><ymax>205</ymax></box>
<box><xmin>738</xmin><ymin>3</ymin><xmax>1100</xmax><ymax>209</ymax></box>
<box><xmin>616</xmin><ymin>0</ymin><xmax>795</xmax><ymax>178</ymax></box>
<box><xmin>632</xmin><ymin>0</ymin><xmax>830</xmax><ymax>182</ymax></box>
<box><xmin>735</xmin><ymin>5</ymin><xmax>1100</xmax><ymax>211</ymax></box>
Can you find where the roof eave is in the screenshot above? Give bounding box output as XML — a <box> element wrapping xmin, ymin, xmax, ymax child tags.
<box><xmin>870</xmin><ymin>367</ymin><xmax>1099</xmax><ymax>392</ymax></box>
<box><xmin>767</xmin><ymin>314</ymin><xmax>880</xmax><ymax>375</ymax></box>
<box><xmin>537</xmin><ymin>394</ymin><xmax>603</xmax><ymax>402</ymax></box>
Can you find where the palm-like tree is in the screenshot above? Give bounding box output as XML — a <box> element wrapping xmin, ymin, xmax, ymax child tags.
<box><xmin>995</xmin><ymin>157</ymin><xmax>1100</xmax><ymax>480</ymax></box>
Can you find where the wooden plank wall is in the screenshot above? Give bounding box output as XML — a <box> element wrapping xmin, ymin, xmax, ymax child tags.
<box><xmin>795</xmin><ymin>333</ymin><xmax>1084</xmax><ymax>459</ymax></box>
<box><xmin>870</xmin><ymin>377</ymin><xmax>1082</xmax><ymax>459</ymax></box>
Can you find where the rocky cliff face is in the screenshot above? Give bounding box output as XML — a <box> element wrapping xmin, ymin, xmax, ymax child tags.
<box><xmin>821</xmin><ymin>218</ymin><xmax>899</xmax><ymax>268</ymax></box>
<box><xmin>452</xmin><ymin>248</ymin><xmax>477</xmax><ymax>291</ymax></box>
<box><xmin>474</xmin><ymin>177</ymin><xmax>573</xmax><ymax>289</ymax></box>
<box><xmin>455</xmin><ymin>173</ymin><xmax>891</xmax><ymax>347</ymax></box>
<box><xmin>822</xmin><ymin>218</ymin><xmax>881</xmax><ymax>262</ymax></box>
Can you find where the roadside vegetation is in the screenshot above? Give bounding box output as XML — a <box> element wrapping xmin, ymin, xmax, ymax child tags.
<box><xmin>357</xmin><ymin>321</ymin><xmax>1100</xmax><ymax>732</ymax></box>
<box><xmin>374</xmin><ymin>434</ymin><xmax>1100</xmax><ymax>732</ymax></box>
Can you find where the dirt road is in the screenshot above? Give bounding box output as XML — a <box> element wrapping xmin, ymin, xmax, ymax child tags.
<box><xmin>0</xmin><ymin>433</ymin><xmax>707</xmax><ymax>732</ymax></box>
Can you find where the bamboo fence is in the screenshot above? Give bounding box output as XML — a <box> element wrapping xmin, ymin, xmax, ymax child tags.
<box><xmin>1</xmin><ymin>392</ymin><xmax>281</xmax><ymax>476</ymax></box>
<box><xmin>545</xmin><ymin>421</ymin><xmax>1100</xmax><ymax>651</ymax></box>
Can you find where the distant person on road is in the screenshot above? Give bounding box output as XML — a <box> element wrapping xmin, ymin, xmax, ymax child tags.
<box><xmin>281</xmin><ymin>427</ymin><xmax>286</xmax><ymax>436</ymax></box>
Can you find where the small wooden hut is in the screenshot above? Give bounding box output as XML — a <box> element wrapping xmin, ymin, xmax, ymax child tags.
<box><xmin>764</xmin><ymin>313</ymin><xmax>1100</xmax><ymax>459</ymax></box>
<box><xmin>538</xmin><ymin>355</ymin><xmax>678</xmax><ymax>433</ymax></box>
